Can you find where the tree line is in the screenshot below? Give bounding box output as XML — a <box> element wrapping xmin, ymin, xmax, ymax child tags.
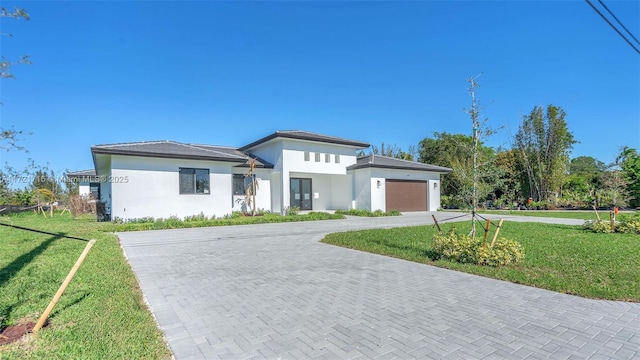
<box><xmin>373</xmin><ymin>104</ymin><xmax>639</xmax><ymax>210</ymax></box>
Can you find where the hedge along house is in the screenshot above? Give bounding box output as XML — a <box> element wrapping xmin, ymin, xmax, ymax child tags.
<box><xmin>88</xmin><ymin>130</ymin><xmax>451</xmax><ymax>220</ymax></box>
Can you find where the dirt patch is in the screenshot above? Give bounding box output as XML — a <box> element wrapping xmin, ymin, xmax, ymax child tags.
<box><xmin>0</xmin><ymin>322</ymin><xmax>35</xmax><ymax>346</ymax></box>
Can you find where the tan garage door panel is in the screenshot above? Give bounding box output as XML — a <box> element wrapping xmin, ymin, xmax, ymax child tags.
<box><xmin>385</xmin><ymin>179</ymin><xmax>427</xmax><ymax>212</ymax></box>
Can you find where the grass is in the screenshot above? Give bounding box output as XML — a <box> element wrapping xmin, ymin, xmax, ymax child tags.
<box><xmin>0</xmin><ymin>209</ymin><xmax>345</xmax><ymax>358</ymax></box>
<box><xmin>0</xmin><ymin>212</ymin><xmax>171</xmax><ymax>359</ymax></box>
<box><xmin>103</xmin><ymin>211</ymin><xmax>344</xmax><ymax>232</ymax></box>
<box><xmin>321</xmin><ymin>221</ymin><xmax>640</xmax><ymax>302</ymax></box>
<box><xmin>449</xmin><ymin>209</ymin><xmax>627</xmax><ymax>221</ymax></box>
<box><xmin>334</xmin><ymin>209</ymin><xmax>401</xmax><ymax>217</ymax></box>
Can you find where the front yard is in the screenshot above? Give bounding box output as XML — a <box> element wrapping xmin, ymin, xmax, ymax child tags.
<box><xmin>2</xmin><ymin>210</ymin><xmax>638</xmax><ymax>358</ymax></box>
<box><xmin>322</xmin><ymin>220</ymin><xmax>640</xmax><ymax>302</ymax></box>
<box><xmin>0</xmin><ymin>210</ymin><xmax>348</xmax><ymax>358</ymax></box>
<box><xmin>0</xmin><ymin>212</ymin><xmax>170</xmax><ymax>359</ymax></box>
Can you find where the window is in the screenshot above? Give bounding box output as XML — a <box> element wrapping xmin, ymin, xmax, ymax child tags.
<box><xmin>315</xmin><ymin>152</ymin><xmax>321</xmax><ymax>162</ymax></box>
<box><xmin>179</xmin><ymin>168</ymin><xmax>209</xmax><ymax>194</ymax></box>
<box><xmin>232</xmin><ymin>174</ymin><xmax>244</xmax><ymax>195</ymax></box>
<box><xmin>304</xmin><ymin>151</ymin><xmax>310</xmax><ymax>161</ymax></box>
<box><xmin>89</xmin><ymin>182</ymin><xmax>100</xmax><ymax>200</ymax></box>
<box><xmin>335</xmin><ymin>154</ymin><xmax>340</xmax><ymax>163</ymax></box>
<box><xmin>325</xmin><ymin>153</ymin><xmax>330</xmax><ymax>163</ymax></box>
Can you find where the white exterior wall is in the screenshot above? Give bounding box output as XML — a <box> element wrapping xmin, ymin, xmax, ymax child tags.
<box><xmin>428</xmin><ymin>179</ymin><xmax>441</xmax><ymax>211</ymax></box>
<box><xmin>288</xmin><ymin>172</ymin><xmax>352</xmax><ymax>210</ymax></box>
<box><xmin>109</xmin><ymin>155</ymin><xmax>238</xmax><ymax>220</ymax></box>
<box><xmin>370</xmin><ymin>176</ymin><xmax>386</xmax><ymax>211</ymax></box>
<box><xmin>352</xmin><ymin>169</ymin><xmax>372</xmax><ymax>211</ymax></box>
<box><xmin>281</xmin><ymin>140</ymin><xmax>357</xmax><ymax>212</ymax></box>
<box><xmin>270</xmin><ymin>172</ymin><xmax>281</xmax><ymax>213</ymax></box>
<box><xmin>231</xmin><ymin>168</ymin><xmax>272</xmax><ymax>213</ymax></box>
<box><xmin>330</xmin><ymin>174</ymin><xmax>352</xmax><ymax>210</ymax></box>
<box><xmin>78</xmin><ymin>183</ymin><xmax>91</xmax><ymax>196</ymax></box>
<box><xmin>247</xmin><ymin>138</ymin><xmax>359</xmax><ymax>213</ymax></box>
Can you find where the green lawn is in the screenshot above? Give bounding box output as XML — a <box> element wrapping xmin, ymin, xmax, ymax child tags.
<box><xmin>0</xmin><ymin>210</ymin><xmax>346</xmax><ymax>358</ymax></box>
<box><xmin>0</xmin><ymin>212</ymin><xmax>170</xmax><ymax>359</ymax></box>
<box><xmin>321</xmin><ymin>221</ymin><xmax>640</xmax><ymax>302</ymax></box>
<box><xmin>455</xmin><ymin>209</ymin><xmax>625</xmax><ymax>221</ymax></box>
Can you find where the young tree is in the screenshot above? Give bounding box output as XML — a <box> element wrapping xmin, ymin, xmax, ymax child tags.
<box><xmin>514</xmin><ymin>105</ymin><xmax>577</xmax><ymax>202</ymax></box>
<box><xmin>462</xmin><ymin>76</ymin><xmax>502</xmax><ymax>237</ymax></box>
<box><xmin>243</xmin><ymin>158</ymin><xmax>260</xmax><ymax>216</ymax></box>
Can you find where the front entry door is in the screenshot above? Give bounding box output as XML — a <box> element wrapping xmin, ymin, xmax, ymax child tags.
<box><xmin>290</xmin><ymin>178</ymin><xmax>312</xmax><ymax>210</ymax></box>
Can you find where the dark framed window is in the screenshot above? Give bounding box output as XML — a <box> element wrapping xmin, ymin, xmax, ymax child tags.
<box><xmin>232</xmin><ymin>174</ymin><xmax>245</xmax><ymax>195</ymax></box>
<box><xmin>89</xmin><ymin>182</ymin><xmax>100</xmax><ymax>200</ymax></box>
<box><xmin>315</xmin><ymin>152</ymin><xmax>321</xmax><ymax>162</ymax></box>
<box><xmin>325</xmin><ymin>153</ymin><xmax>330</xmax><ymax>163</ymax></box>
<box><xmin>179</xmin><ymin>168</ymin><xmax>210</xmax><ymax>194</ymax></box>
<box><xmin>335</xmin><ymin>154</ymin><xmax>340</xmax><ymax>163</ymax></box>
<box><xmin>304</xmin><ymin>151</ymin><xmax>310</xmax><ymax>161</ymax></box>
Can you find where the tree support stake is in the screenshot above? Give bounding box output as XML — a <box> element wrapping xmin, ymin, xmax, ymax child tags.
<box><xmin>33</xmin><ymin>239</ymin><xmax>96</xmax><ymax>334</ymax></box>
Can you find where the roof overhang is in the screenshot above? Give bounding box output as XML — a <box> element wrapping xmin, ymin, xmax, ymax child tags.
<box><xmin>239</xmin><ymin>131</ymin><xmax>370</xmax><ymax>151</ymax></box>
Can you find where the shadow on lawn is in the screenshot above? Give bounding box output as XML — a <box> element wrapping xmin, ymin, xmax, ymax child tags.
<box><xmin>51</xmin><ymin>292</ymin><xmax>90</xmax><ymax>319</ymax></box>
<box><xmin>368</xmin><ymin>237</ymin><xmax>440</xmax><ymax>260</ymax></box>
<box><xmin>0</xmin><ymin>234</ymin><xmax>63</xmax><ymax>289</ymax></box>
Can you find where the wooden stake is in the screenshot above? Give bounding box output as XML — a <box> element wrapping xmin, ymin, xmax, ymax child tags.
<box><xmin>432</xmin><ymin>214</ymin><xmax>443</xmax><ymax>235</ymax></box>
<box><xmin>33</xmin><ymin>239</ymin><xmax>96</xmax><ymax>334</ymax></box>
<box><xmin>592</xmin><ymin>205</ymin><xmax>601</xmax><ymax>221</ymax></box>
<box><xmin>610</xmin><ymin>211</ymin><xmax>615</xmax><ymax>232</ymax></box>
<box><xmin>490</xmin><ymin>219</ymin><xmax>504</xmax><ymax>247</ymax></box>
<box><xmin>482</xmin><ymin>219</ymin><xmax>491</xmax><ymax>247</ymax></box>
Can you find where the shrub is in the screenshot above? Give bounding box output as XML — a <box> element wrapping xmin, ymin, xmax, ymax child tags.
<box><xmin>583</xmin><ymin>215</ymin><xmax>640</xmax><ymax>234</ymax></box>
<box><xmin>583</xmin><ymin>220</ymin><xmax>613</xmax><ymax>233</ymax></box>
<box><xmin>334</xmin><ymin>209</ymin><xmax>402</xmax><ymax>217</ymax></box>
<box><xmin>68</xmin><ymin>195</ymin><xmax>96</xmax><ymax>217</ymax></box>
<box><xmin>184</xmin><ymin>212</ymin><xmax>210</xmax><ymax>222</ymax></box>
<box><xmin>616</xmin><ymin>220</ymin><xmax>640</xmax><ymax>234</ymax></box>
<box><xmin>432</xmin><ymin>230</ymin><xmax>524</xmax><ymax>267</ymax></box>
<box><xmin>285</xmin><ymin>206</ymin><xmax>300</xmax><ymax>216</ymax></box>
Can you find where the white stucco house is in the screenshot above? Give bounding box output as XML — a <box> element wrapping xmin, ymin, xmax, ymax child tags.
<box><xmin>72</xmin><ymin>131</ymin><xmax>451</xmax><ymax>220</ymax></box>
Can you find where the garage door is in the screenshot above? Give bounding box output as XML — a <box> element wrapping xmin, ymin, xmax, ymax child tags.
<box><xmin>385</xmin><ymin>179</ymin><xmax>427</xmax><ymax>212</ymax></box>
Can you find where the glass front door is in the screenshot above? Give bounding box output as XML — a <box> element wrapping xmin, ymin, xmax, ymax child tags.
<box><xmin>290</xmin><ymin>178</ymin><xmax>312</xmax><ymax>210</ymax></box>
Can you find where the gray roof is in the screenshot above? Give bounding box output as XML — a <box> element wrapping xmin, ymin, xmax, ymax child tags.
<box><xmin>239</xmin><ymin>130</ymin><xmax>370</xmax><ymax>151</ymax></box>
<box><xmin>66</xmin><ymin>169</ymin><xmax>97</xmax><ymax>178</ymax></box>
<box><xmin>91</xmin><ymin>140</ymin><xmax>273</xmax><ymax>167</ymax></box>
<box><xmin>347</xmin><ymin>154</ymin><xmax>452</xmax><ymax>173</ymax></box>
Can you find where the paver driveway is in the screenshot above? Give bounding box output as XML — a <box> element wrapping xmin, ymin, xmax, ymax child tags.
<box><xmin>118</xmin><ymin>212</ymin><xmax>640</xmax><ymax>359</ymax></box>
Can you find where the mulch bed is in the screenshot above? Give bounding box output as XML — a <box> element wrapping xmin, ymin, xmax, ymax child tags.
<box><xmin>0</xmin><ymin>322</ymin><xmax>35</xmax><ymax>346</ymax></box>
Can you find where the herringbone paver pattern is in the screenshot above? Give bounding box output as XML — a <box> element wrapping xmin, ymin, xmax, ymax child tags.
<box><xmin>119</xmin><ymin>212</ymin><xmax>639</xmax><ymax>359</ymax></box>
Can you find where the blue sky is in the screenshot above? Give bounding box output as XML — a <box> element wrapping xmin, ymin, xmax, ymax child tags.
<box><xmin>1</xmin><ymin>1</ymin><xmax>638</xmax><ymax>181</ymax></box>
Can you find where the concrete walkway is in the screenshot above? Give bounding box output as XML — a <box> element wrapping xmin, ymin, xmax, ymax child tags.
<box><xmin>118</xmin><ymin>212</ymin><xmax>639</xmax><ymax>359</ymax></box>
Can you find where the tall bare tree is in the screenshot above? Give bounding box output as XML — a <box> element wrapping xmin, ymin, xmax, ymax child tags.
<box><xmin>463</xmin><ymin>75</ymin><xmax>499</xmax><ymax>238</ymax></box>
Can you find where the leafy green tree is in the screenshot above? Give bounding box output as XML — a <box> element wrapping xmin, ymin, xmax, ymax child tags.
<box><xmin>493</xmin><ymin>149</ymin><xmax>523</xmax><ymax>207</ymax></box>
<box><xmin>30</xmin><ymin>169</ymin><xmax>63</xmax><ymax>202</ymax></box>
<box><xmin>564</xmin><ymin>156</ymin><xmax>605</xmax><ymax>206</ymax></box>
<box><xmin>418</xmin><ymin>132</ymin><xmax>500</xmax><ymax>209</ymax></box>
<box><xmin>364</xmin><ymin>143</ymin><xmax>417</xmax><ymax>161</ymax></box>
<box><xmin>618</xmin><ymin>146</ymin><xmax>640</xmax><ymax>208</ymax></box>
<box><xmin>514</xmin><ymin>105</ymin><xmax>577</xmax><ymax>202</ymax></box>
